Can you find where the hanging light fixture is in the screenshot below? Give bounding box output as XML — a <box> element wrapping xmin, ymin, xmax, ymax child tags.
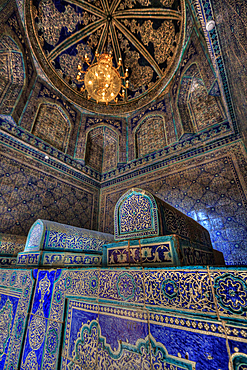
<box><xmin>76</xmin><ymin>23</ymin><xmax>129</xmax><ymax>105</ymax></box>
<box><xmin>76</xmin><ymin>51</ymin><xmax>129</xmax><ymax>104</ymax></box>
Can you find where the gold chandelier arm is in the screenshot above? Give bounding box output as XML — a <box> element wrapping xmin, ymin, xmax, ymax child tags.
<box><xmin>76</xmin><ymin>77</ymin><xmax>84</xmax><ymax>83</ymax></box>
<box><xmin>113</xmin><ymin>19</ymin><xmax>163</xmax><ymax>78</ymax></box>
<box><xmin>109</xmin><ymin>23</ymin><xmax>124</xmax><ymax>77</ymax></box>
<box><xmin>114</xmin><ymin>8</ymin><xmax>182</xmax><ymax>20</ymax></box>
<box><xmin>48</xmin><ymin>20</ymin><xmax>106</xmax><ymax>62</ymax></box>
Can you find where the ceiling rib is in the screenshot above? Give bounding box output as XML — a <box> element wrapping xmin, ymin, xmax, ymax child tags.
<box><xmin>64</xmin><ymin>0</ymin><xmax>105</xmax><ymax>17</ymax></box>
<box><xmin>114</xmin><ymin>18</ymin><xmax>163</xmax><ymax>77</ymax></box>
<box><xmin>93</xmin><ymin>23</ymin><xmax>108</xmax><ymax>59</ymax></box>
<box><xmin>100</xmin><ymin>0</ymin><xmax>110</xmax><ymax>14</ymax></box>
<box><xmin>109</xmin><ymin>0</ymin><xmax>121</xmax><ymax>14</ymax></box>
<box><xmin>48</xmin><ymin>20</ymin><xmax>106</xmax><ymax>61</ymax></box>
<box><xmin>114</xmin><ymin>8</ymin><xmax>182</xmax><ymax>20</ymax></box>
<box><xmin>109</xmin><ymin>22</ymin><xmax>124</xmax><ymax>76</ymax></box>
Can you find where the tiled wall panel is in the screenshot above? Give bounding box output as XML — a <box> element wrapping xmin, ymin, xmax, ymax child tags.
<box><xmin>15</xmin><ymin>266</ymin><xmax>247</xmax><ymax>370</ymax></box>
<box><xmin>100</xmin><ymin>142</ymin><xmax>247</xmax><ymax>265</ymax></box>
<box><xmin>0</xmin><ymin>144</ymin><xmax>100</xmax><ymax>236</ymax></box>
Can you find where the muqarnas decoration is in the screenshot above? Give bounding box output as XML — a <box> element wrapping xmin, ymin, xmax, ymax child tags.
<box><xmin>108</xmin><ymin>188</ymin><xmax>216</xmax><ymax>266</ymax></box>
<box><xmin>17</xmin><ymin>219</ymin><xmax>114</xmax><ymax>267</ymax></box>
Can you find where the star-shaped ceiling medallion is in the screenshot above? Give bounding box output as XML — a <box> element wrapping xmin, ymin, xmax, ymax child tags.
<box><xmin>26</xmin><ymin>0</ymin><xmax>185</xmax><ymax>114</ymax></box>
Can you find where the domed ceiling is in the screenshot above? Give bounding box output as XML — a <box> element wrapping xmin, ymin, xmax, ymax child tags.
<box><xmin>26</xmin><ymin>0</ymin><xmax>185</xmax><ymax>114</ymax></box>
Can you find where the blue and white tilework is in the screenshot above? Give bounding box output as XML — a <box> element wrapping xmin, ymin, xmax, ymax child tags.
<box><xmin>24</xmin><ymin>219</ymin><xmax>114</xmax><ymax>253</ymax></box>
<box><xmin>16</xmin><ymin>266</ymin><xmax>247</xmax><ymax>370</ymax></box>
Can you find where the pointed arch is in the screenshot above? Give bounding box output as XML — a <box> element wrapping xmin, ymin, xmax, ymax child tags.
<box><xmin>31</xmin><ymin>102</ymin><xmax>71</xmax><ymax>152</ymax></box>
<box><xmin>177</xmin><ymin>63</ymin><xmax>225</xmax><ymax>136</ymax></box>
<box><xmin>134</xmin><ymin>113</ymin><xmax>167</xmax><ymax>159</ymax></box>
<box><xmin>85</xmin><ymin>125</ymin><xmax>119</xmax><ymax>173</ymax></box>
<box><xmin>0</xmin><ymin>35</ymin><xmax>25</xmax><ymax>115</ymax></box>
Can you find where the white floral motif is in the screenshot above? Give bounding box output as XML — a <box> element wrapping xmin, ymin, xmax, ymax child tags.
<box><xmin>68</xmin><ymin>320</ymin><xmax>196</xmax><ymax>370</ymax></box>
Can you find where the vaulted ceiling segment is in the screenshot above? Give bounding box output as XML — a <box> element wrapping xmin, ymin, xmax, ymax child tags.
<box><xmin>25</xmin><ymin>0</ymin><xmax>185</xmax><ymax>114</ymax></box>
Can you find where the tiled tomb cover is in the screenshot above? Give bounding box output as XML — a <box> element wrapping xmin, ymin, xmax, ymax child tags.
<box><xmin>114</xmin><ymin>188</ymin><xmax>212</xmax><ymax>249</ymax></box>
<box><xmin>17</xmin><ymin>219</ymin><xmax>114</xmax><ymax>267</ymax></box>
<box><xmin>24</xmin><ymin>219</ymin><xmax>114</xmax><ymax>253</ymax></box>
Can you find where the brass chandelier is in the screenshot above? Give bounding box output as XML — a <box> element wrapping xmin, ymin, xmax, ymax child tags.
<box><xmin>76</xmin><ymin>50</ymin><xmax>129</xmax><ymax>105</ymax></box>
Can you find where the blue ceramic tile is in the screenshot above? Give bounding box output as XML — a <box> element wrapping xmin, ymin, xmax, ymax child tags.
<box><xmin>20</xmin><ymin>314</ymin><xmax>48</xmax><ymax>370</ymax></box>
<box><xmin>211</xmin><ymin>268</ymin><xmax>247</xmax><ymax>321</ymax></box>
<box><xmin>31</xmin><ymin>269</ymin><xmax>58</xmax><ymax>318</ymax></box>
<box><xmin>98</xmin><ymin>305</ymin><xmax>149</xmax><ymax>350</ymax></box>
<box><xmin>0</xmin><ymin>293</ymin><xmax>19</xmax><ymax>368</ymax></box>
<box><xmin>65</xmin><ymin>269</ymin><xmax>99</xmax><ymax>300</ymax></box>
<box><xmin>42</xmin><ymin>319</ymin><xmax>63</xmax><ymax>369</ymax></box>
<box><xmin>25</xmin><ymin>219</ymin><xmax>114</xmax><ymax>253</ymax></box>
<box><xmin>0</xmin><ymin>269</ymin><xmax>35</xmax><ymax>369</ymax></box>
<box><xmin>41</xmin><ymin>251</ymin><xmax>102</xmax><ymax>267</ymax></box>
<box><xmin>0</xmin><ymin>353</ymin><xmax>7</xmax><ymax>370</ymax></box>
<box><xmin>17</xmin><ymin>252</ymin><xmax>41</xmax><ymax>266</ymax></box>
<box><xmin>97</xmin><ymin>306</ymin><xmax>151</xmax><ymax>368</ymax></box>
<box><xmin>144</xmin><ymin>268</ymin><xmax>217</xmax><ymax>316</ymax></box>
<box><xmin>228</xmin><ymin>338</ymin><xmax>247</xmax><ymax>369</ymax></box>
<box><xmin>62</xmin><ymin>299</ymin><xmax>99</xmax><ymax>369</ymax></box>
<box><xmin>60</xmin><ymin>356</ymin><xmax>70</xmax><ymax>370</ymax></box>
<box><xmin>149</xmin><ymin>321</ymin><xmax>229</xmax><ymax>370</ymax></box>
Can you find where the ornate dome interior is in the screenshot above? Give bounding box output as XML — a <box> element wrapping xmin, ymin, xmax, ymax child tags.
<box><xmin>27</xmin><ymin>0</ymin><xmax>185</xmax><ymax>113</ymax></box>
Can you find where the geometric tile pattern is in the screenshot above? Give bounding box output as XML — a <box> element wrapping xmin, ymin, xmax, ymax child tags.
<box><xmin>85</xmin><ymin>126</ymin><xmax>119</xmax><ymax>174</ymax></box>
<box><xmin>0</xmin><ymin>151</ymin><xmax>98</xmax><ymax>236</ymax></box>
<box><xmin>32</xmin><ymin>103</ymin><xmax>71</xmax><ymax>152</ymax></box>
<box><xmin>152</xmin><ymin>157</ymin><xmax>247</xmax><ymax>265</ymax></box>
<box><xmin>104</xmin><ymin>235</ymin><xmax>215</xmax><ymax>267</ymax></box>
<box><xmin>100</xmin><ymin>144</ymin><xmax>247</xmax><ymax>265</ymax></box>
<box><xmin>114</xmin><ymin>188</ymin><xmax>159</xmax><ymax>240</ymax></box>
<box><xmin>135</xmin><ymin>115</ymin><xmax>167</xmax><ymax>158</ymax></box>
<box><xmin>24</xmin><ymin>219</ymin><xmax>114</xmax><ymax>253</ymax></box>
<box><xmin>0</xmin><ymin>0</ymin><xmax>246</xmax><ymax>273</ymax></box>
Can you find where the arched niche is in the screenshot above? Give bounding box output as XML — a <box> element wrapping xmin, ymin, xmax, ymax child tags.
<box><xmin>0</xmin><ymin>35</ymin><xmax>25</xmax><ymax>115</ymax></box>
<box><xmin>85</xmin><ymin>125</ymin><xmax>119</xmax><ymax>173</ymax></box>
<box><xmin>177</xmin><ymin>63</ymin><xmax>225</xmax><ymax>136</ymax></box>
<box><xmin>135</xmin><ymin>114</ymin><xmax>167</xmax><ymax>159</ymax></box>
<box><xmin>31</xmin><ymin>102</ymin><xmax>71</xmax><ymax>152</ymax></box>
<box><xmin>114</xmin><ymin>188</ymin><xmax>159</xmax><ymax>240</ymax></box>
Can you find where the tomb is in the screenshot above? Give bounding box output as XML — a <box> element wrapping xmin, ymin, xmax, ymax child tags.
<box><xmin>17</xmin><ymin>219</ymin><xmax>114</xmax><ymax>267</ymax></box>
<box><xmin>104</xmin><ymin>188</ymin><xmax>216</xmax><ymax>267</ymax></box>
<box><xmin>1</xmin><ymin>190</ymin><xmax>247</xmax><ymax>370</ymax></box>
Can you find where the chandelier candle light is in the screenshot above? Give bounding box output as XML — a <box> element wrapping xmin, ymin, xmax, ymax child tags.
<box><xmin>76</xmin><ymin>51</ymin><xmax>129</xmax><ymax>104</ymax></box>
